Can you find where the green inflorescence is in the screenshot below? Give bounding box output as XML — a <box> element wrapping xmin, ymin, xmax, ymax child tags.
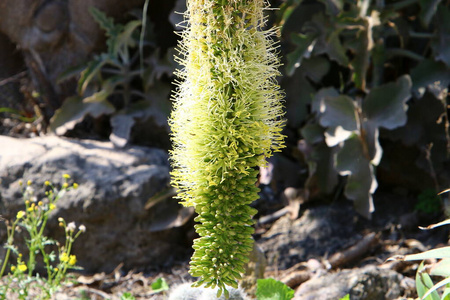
<box><xmin>169</xmin><ymin>0</ymin><xmax>285</xmax><ymax>296</ymax></box>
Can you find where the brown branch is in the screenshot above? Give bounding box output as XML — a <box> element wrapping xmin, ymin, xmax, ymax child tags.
<box><xmin>327</xmin><ymin>232</ymin><xmax>379</xmax><ymax>269</ymax></box>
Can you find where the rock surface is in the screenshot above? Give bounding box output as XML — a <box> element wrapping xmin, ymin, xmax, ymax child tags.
<box><xmin>0</xmin><ymin>135</ymin><xmax>193</xmax><ymax>273</ymax></box>
<box><xmin>294</xmin><ymin>265</ymin><xmax>405</xmax><ymax>300</ymax></box>
<box><xmin>258</xmin><ymin>204</ymin><xmax>360</xmax><ymax>271</ymax></box>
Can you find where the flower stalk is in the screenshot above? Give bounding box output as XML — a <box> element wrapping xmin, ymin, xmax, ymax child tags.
<box><xmin>170</xmin><ymin>0</ymin><xmax>285</xmax><ymax>296</ymax></box>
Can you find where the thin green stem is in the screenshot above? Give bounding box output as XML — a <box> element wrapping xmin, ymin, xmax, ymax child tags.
<box><xmin>0</xmin><ymin>219</ymin><xmax>19</xmax><ymax>277</ymax></box>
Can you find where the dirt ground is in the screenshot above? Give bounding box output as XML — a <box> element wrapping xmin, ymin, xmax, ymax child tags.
<box><xmin>34</xmin><ymin>190</ymin><xmax>449</xmax><ymax>299</ymax></box>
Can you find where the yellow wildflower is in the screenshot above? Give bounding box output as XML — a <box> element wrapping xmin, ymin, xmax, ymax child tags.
<box><xmin>16</xmin><ymin>211</ymin><xmax>25</xmax><ymax>219</ymax></box>
<box><xmin>69</xmin><ymin>255</ymin><xmax>77</xmax><ymax>266</ymax></box>
<box><xmin>18</xmin><ymin>264</ymin><xmax>27</xmax><ymax>272</ymax></box>
<box><xmin>60</xmin><ymin>252</ymin><xmax>69</xmax><ymax>263</ymax></box>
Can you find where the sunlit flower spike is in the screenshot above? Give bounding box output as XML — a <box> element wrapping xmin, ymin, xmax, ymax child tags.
<box><xmin>169</xmin><ymin>0</ymin><xmax>285</xmax><ymax>296</ymax></box>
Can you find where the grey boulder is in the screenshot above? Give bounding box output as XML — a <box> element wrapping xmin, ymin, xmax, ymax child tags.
<box><xmin>0</xmin><ymin>135</ymin><xmax>193</xmax><ymax>273</ymax></box>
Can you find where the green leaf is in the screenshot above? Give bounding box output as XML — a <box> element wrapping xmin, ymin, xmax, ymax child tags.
<box><xmin>78</xmin><ymin>54</ymin><xmax>113</xmax><ymax>95</ymax></box>
<box><xmin>363</xmin><ymin>75</ymin><xmax>411</xmax><ymax>130</ymax></box>
<box><xmin>57</xmin><ymin>63</ymin><xmax>89</xmax><ymax>84</ymax></box>
<box><xmin>50</xmin><ymin>94</ymin><xmax>115</xmax><ymax>135</ymax></box>
<box><xmin>143</xmin><ymin>49</ymin><xmax>176</xmax><ymax>89</ymax></box>
<box><xmin>349</xmin><ymin>23</ymin><xmax>370</xmax><ymax>90</ymax></box>
<box><xmin>299</xmin><ymin>126</ymin><xmax>340</xmax><ymax>203</ymax></box>
<box><xmin>319</xmin><ymin>95</ymin><xmax>357</xmax><ymax>131</ymax></box>
<box><xmin>0</xmin><ymin>107</ymin><xmax>35</xmax><ymax>122</ymax></box>
<box><xmin>416</xmin><ymin>262</ymin><xmax>441</xmax><ymax>300</ymax></box>
<box><xmin>411</xmin><ymin>59</ymin><xmax>450</xmax><ymax>99</ymax></box>
<box><xmin>422</xmin><ymin>276</ymin><xmax>450</xmax><ymax>300</ymax></box>
<box><xmin>318</xmin><ymin>0</ymin><xmax>344</xmax><ymax>16</ymax></box>
<box><xmin>277</xmin><ymin>0</ymin><xmax>303</xmax><ymax>25</ymax></box>
<box><xmin>301</xmin><ymin>123</ymin><xmax>325</xmax><ymax>144</ymax></box>
<box><xmin>300</xmin><ymin>57</ymin><xmax>331</xmax><ymax>83</ymax></box>
<box><xmin>401</xmin><ymin>246</ymin><xmax>450</xmax><ymax>261</ymax></box>
<box><xmin>317</xmin><ymin>94</ymin><xmax>358</xmax><ymax>147</ymax></box>
<box><xmin>362</xmin><ymin>120</ymin><xmax>382</xmax><ymax>165</ymax></box>
<box><xmin>120</xmin><ymin>292</ymin><xmax>136</xmax><ymax>300</ymax></box>
<box><xmin>325</xmin><ymin>30</ymin><xmax>349</xmax><ymax>66</ymax></box>
<box><xmin>432</xmin><ymin>5</ymin><xmax>450</xmax><ymax>66</ymax></box>
<box><xmin>151</xmin><ymin>277</ymin><xmax>169</xmax><ymax>293</ymax></box>
<box><xmin>308</xmin><ymin>13</ymin><xmax>349</xmax><ymax>66</ymax></box>
<box><xmin>430</xmin><ymin>258</ymin><xmax>450</xmax><ymax>277</ymax></box>
<box><xmin>335</xmin><ymin>134</ymin><xmax>376</xmax><ymax>218</ymax></box>
<box><xmin>339</xmin><ymin>295</ymin><xmax>350</xmax><ymax>300</ymax></box>
<box><xmin>419</xmin><ymin>0</ymin><xmax>443</xmax><ymax>27</ymax></box>
<box><xmin>113</xmin><ymin>20</ymin><xmax>142</xmax><ymax>55</ymax></box>
<box><xmin>286</xmin><ymin>33</ymin><xmax>317</xmax><ymax>76</ymax></box>
<box><xmin>89</xmin><ymin>7</ymin><xmax>117</xmax><ymax>37</ymax></box>
<box><xmin>442</xmin><ymin>287</ymin><xmax>450</xmax><ymax>300</ymax></box>
<box><xmin>311</xmin><ymin>87</ymin><xmax>339</xmax><ymax>114</ymax></box>
<box><xmin>284</xmin><ymin>71</ymin><xmax>316</xmax><ymax>128</ymax></box>
<box><xmin>256</xmin><ymin>278</ymin><xmax>294</xmax><ymax>300</ymax></box>
<box><xmin>304</xmin><ymin>142</ymin><xmax>339</xmax><ymax>195</ymax></box>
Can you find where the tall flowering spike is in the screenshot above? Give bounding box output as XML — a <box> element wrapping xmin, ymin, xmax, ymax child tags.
<box><xmin>170</xmin><ymin>0</ymin><xmax>285</xmax><ymax>295</ymax></box>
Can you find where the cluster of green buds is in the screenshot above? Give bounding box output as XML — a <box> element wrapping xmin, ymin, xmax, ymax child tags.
<box><xmin>170</xmin><ymin>0</ymin><xmax>285</xmax><ymax>296</ymax></box>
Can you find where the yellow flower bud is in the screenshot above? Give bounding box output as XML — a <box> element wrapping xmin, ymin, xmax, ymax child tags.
<box><xmin>60</xmin><ymin>252</ymin><xmax>69</xmax><ymax>263</ymax></box>
<box><xmin>69</xmin><ymin>255</ymin><xmax>77</xmax><ymax>266</ymax></box>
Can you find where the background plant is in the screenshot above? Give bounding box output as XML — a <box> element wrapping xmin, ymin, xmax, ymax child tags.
<box><xmin>278</xmin><ymin>0</ymin><xmax>450</xmax><ymax>217</ymax></box>
<box><xmin>0</xmin><ymin>175</ymin><xmax>84</xmax><ymax>299</ymax></box>
<box><xmin>50</xmin><ymin>6</ymin><xmax>174</xmax><ymax>148</ymax></box>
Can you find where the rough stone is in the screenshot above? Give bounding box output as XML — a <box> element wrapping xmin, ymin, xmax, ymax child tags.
<box><xmin>0</xmin><ymin>135</ymin><xmax>193</xmax><ymax>273</ymax></box>
<box><xmin>258</xmin><ymin>204</ymin><xmax>360</xmax><ymax>271</ymax></box>
<box><xmin>294</xmin><ymin>265</ymin><xmax>405</xmax><ymax>300</ymax></box>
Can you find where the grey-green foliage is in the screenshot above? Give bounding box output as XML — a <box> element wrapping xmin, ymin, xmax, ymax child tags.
<box><xmin>280</xmin><ymin>0</ymin><xmax>450</xmax><ymax>218</ymax></box>
<box><xmin>50</xmin><ymin>6</ymin><xmax>174</xmax><ymax>147</ymax></box>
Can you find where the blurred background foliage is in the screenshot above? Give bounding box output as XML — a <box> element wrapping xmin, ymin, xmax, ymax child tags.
<box><xmin>0</xmin><ymin>0</ymin><xmax>449</xmax><ymax>218</ymax></box>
